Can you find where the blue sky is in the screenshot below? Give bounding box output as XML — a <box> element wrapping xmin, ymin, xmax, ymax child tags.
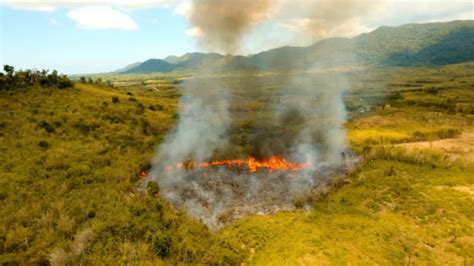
<box><xmin>0</xmin><ymin>0</ymin><xmax>472</xmax><ymax>74</ymax></box>
<box><xmin>1</xmin><ymin>6</ymin><xmax>195</xmax><ymax>73</ymax></box>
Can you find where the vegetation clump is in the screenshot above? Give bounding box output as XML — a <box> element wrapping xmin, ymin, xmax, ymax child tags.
<box><xmin>0</xmin><ymin>65</ymin><xmax>73</xmax><ymax>90</ymax></box>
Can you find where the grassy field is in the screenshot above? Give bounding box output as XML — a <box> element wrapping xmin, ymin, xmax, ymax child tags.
<box><xmin>0</xmin><ymin>83</ymin><xmax>242</xmax><ymax>264</ymax></box>
<box><xmin>1</xmin><ymin>63</ymin><xmax>473</xmax><ymax>264</ymax></box>
<box><xmin>220</xmin><ymin>63</ymin><xmax>474</xmax><ymax>265</ymax></box>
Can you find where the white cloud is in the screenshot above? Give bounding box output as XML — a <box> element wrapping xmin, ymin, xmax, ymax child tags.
<box><xmin>374</xmin><ymin>0</ymin><xmax>473</xmax><ymax>26</ymax></box>
<box><xmin>67</xmin><ymin>6</ymin><xmax>138</xmax><ymax>30</ymax></box>
<box><xmin>1</xmin><ymin>0</ymin><xmax>173</xmax><ymax>11</ymax></box>
<box><xmin>1</xmin><ymin>0</ymin><xmax>175</xmax><ymax>30</ymax></box>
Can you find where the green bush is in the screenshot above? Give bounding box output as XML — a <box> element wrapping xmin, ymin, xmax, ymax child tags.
<box><xmin>147</xmin><ymin>181</ymin><xmax>160</xmax><ymax>195</ymax></box>
<box><xmin>0</xmin><ymin>65</ymin><xmax>74</xmax><ymax>90</ymax></box>
<box><xmin>37</xmin><ymin>121</ymin><xmax>55</xmax><ymax>133</ymax></box>
<box><xmin>153</xmin><ymin>234</ymin><xmax>172</xmax><ymax>258</ymax></box>
<box><xmin>38</xmin><ymin>140</ymin><xmax>49</xmax><ymax>149</ymax></box>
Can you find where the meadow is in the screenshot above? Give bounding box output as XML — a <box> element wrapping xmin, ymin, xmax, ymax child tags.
<box><xmin>1</xmin><ymin>62</ymin><xmax>473</xmax><ymax>264</ymax></box>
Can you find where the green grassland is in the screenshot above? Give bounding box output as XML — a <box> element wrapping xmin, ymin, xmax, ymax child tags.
<box><xmin>1</xmin><ymin>63</ymin><xmax>473</xmax><ymax>264</ymax></box>
<box><xmin>221</xmin><ymin>63</ymin><xmax>474</xmax><ymax>265</ymax></box>
<box><xmin>0</xmin><ymin>83</ymin><xmax>242</xmax><ymax>264</ymax></box>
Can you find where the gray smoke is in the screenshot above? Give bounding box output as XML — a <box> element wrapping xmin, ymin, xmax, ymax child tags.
<box><xmin>277</xmin><ymin>70</ymin><xmax>350</xmax><ymax>169</ymax></box>
<box><xmin>148</xmin><ymin>75</ymin><xmax>231</xmax><ymax>185</ymax></box>
<box><xmin>149</xmin><ymin>0</ymin><xmax>271</xmax><ymax>185</ymax></box>
<box><xmin>188</xmin><ymin>0</ymin><xmax>274</xmax><ymax>53</ymax></box>
<box><xmin>277</xmin><ymin>0</ymin><xmax>382</xmax><ymax>40</ymax></box>
<box><xmin>145</xmin><ymin>0</ymin><xmax>374</xmax><ymax>229</ymax></box>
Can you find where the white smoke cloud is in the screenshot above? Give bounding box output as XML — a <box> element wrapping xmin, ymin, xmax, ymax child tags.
<box><xmin>172</xmin><ymin>0</ymin><xmax>472</xmax><ymax>52</ymax></box>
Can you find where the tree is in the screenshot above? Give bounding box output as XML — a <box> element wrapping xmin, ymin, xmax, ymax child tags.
<box><xmin>48</xmin><ymin>70</ymin><xmax>59</xmax><ymax>84</ymax></box>
<box><xmin>4</xmin><ymin>65</ymin><xmax>14</xmax><ymax>76</ymax></box>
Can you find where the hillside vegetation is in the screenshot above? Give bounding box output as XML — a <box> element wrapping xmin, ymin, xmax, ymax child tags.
<box><xmin>1</xmin><ymin>62</ymin><xmax>473</xmax><ymax>264</ymax></box>
<box><xmin>0</xmin><ymin>80</ymin><xmax>242</xmax><ymax>264</ymax></box>
<box><xmin>118</xmin><ymin>20</ymin><xmax>474</xmax><ymax>74</ymax></box>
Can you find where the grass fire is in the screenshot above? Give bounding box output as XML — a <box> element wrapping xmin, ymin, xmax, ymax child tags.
<box><xmin>176</xmin><ymin>156</ymin><xmax>310</xmax><ymax>173</ymax></box>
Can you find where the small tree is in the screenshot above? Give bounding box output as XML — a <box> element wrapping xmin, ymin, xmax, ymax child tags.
<box><xmin>3</xmin><ymin>65</ymin><xmax>14</xmax><ymax>76</ymax></box>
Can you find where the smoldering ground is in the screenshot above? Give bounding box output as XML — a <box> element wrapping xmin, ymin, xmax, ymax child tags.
<box><xmin>161</xmin><ymin>156</ymin><xmax>358</xmax><ymax>230</ymax></box>
<box><xmin>145</xmin><ymin>0</ymin><xmax>377</xmax><ymax>229</ymax></box>
<box><xmin>146</xmin><ymin>71</ymin><xmax>358</xmax><ymax>230</ymax></box>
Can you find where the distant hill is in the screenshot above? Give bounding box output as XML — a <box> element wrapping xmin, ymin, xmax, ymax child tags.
<box><xmin>112</xmin><ymin>61</ymin><xmax>142</xmax><ymax>73</ymax></box>
<box><xmin>117</xmin><ymin>20</ymin><xmax>474</xmax><ymax>74</ymax></box>
<box><xmin>122</xmin><ymin>59</ymin><xmax>175</xmax><ymax>74</ymax></box>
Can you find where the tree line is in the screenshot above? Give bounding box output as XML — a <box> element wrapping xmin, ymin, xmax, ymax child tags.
<box><xmin>0</xmin><ymin>65</ymin><xmax>74</xmax><ymax>91</ymax></box>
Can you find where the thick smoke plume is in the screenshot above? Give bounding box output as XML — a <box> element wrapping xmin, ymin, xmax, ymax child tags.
<box><xmin>146</xmin><ymin>0</ymin><xmax>373</xmax><ymax>229</ymax></box>
<box><xmin>188</xmin><ymin>0</ymin><xmax>273</xmax><ymax>53</ymax></box>
<box><xmin>150</xmin><ymin>0</ymin><xmax>269</xmax><ymax>185</ymax></box>
<box><xmin>277</xmin><ymin>71</ymin><xmax>350</xmax><ymax>168</ymax></box>
<box><xmin>277</xmin><ymin>0</ymin><xmax>382</xmax><ymax>40</ymax></box>
<box><xmin>148</xmin><ymin>76</ymin><xmax>231</xmax><ymax>185</ymax></box>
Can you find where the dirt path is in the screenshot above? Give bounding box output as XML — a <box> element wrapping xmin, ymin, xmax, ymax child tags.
<box><xmin>398</xmin><ymin>132</ymin><xmax>474</xmax><ymax>163</ymax></box>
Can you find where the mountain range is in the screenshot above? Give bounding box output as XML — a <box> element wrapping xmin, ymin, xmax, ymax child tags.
<box><xmin>116</xmin><ymin>20</ymin><xmax>474</xmax><ymax>74</ymax></box>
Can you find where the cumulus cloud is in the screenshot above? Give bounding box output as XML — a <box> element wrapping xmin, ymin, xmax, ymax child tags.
<box><xmin>1</xmin><ymin>0</ymin><xmax>175</xmax><ymax>30</ymax></box>
<box><xmin>67</xmin><ymin>6</ymin><xmax>138</xmax><ymax>30</ymax></box>
<box><xmin>1</xmin><ymin>0</ymin><xmax>173</xmax><ymax>11</ymax></box>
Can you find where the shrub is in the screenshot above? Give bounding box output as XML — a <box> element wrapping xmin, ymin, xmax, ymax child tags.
<box><xmin>57</xmin><ymin>77</ymin><xmax>74</xmax><ymax>89</ymax></box>
<box><xmin>388</xmin><ymin>92</ymin><xmax>404</xmax><ymax>102</ymax></box>
<box><xmin>412</xmin><ymin>131</ymin><xmax>427</xmax><ymax>141</ymax></box>
<box><xmin>136</xmin><ymin>103</ymin><xmax>145</xmax><ymax>115</ymax></box>
<box><xmin>37</xmin><ymin>121</ymin><xmax>55</xmax><ymax>133</ymax></box>
<box><xmin>426</xmin><ymin>87</ymin><xmax>439</xmax><ymax>95</ymax></box>
<box><xmin>436</xmin><ymin>128</ymin><xmax>461</xmax><ymax>139</ymax></box>
<box><xmin>147</xmin><ymin>181</ymin><xmax>160</xmax><ymax>195</ymax></box>
<box><xmin>111</xmin><ymin>97</ymin><xmax>119</xmax><ymax>103</ymax></box>
<box><xmin>153</xmin><ymin>234</ymin><xmax>172</xmax><ymax>258</ymax></box>
<box><xmin>1</xmin><ymin>65</ymin><xmax>73</xmax><ymax>90</ymax></box>
<box><xmin>38</xmin><ymin>141</ymin><xmax>49</xmax><ymax>149</ymax></box>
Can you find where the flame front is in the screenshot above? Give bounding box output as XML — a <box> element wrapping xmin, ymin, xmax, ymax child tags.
<box><xmin>176</xmin><ymin>156</ymin><xmax>309</xmax><ymax>172</ymax></box>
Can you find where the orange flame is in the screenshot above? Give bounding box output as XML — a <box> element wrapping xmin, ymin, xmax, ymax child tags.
<box><xmin>176</xmin><ymin>156</ymin><xmax>309</xmax><ymax>172</ymax></box>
